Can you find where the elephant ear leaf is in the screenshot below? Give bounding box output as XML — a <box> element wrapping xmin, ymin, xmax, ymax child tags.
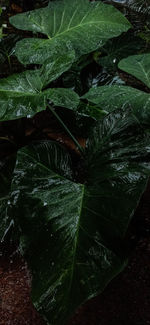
<box><xmin>6</xmin><ymin>108</ymin><xmax>150</xmax><ymax>325</ymax></box>
<box><xmin>9</xmin><ymin>140</ymin><xmax>126</xmax><ymax>325</ymax></box>
<box><xmin>85</xmin><ymin>109</ymin><xmax>150</xmax><ymax>247</ymax></box>
<box><xmin>0</xmin><ymin>53</ymin><xmax>79</xmax><ymax>121</ymax></box>
<box><xmin>9</xmin><ymin>0</ymin><xmax>131</xmax><ymax>64</ymax></box>
<box><xmin>118</xmin><ymin>53</ymin><xmax>150</xmax><ymax>89</ymax></box>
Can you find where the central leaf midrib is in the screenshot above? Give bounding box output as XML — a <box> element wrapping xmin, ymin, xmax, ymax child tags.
<box><xmin>30</xmin><ymin>19</ymin><xmax>128</xmax><ymax>45</ymax></box>
<box><xmin>53</xmin><ymin>20</ymin><xmax>125</xmax><ymax>38</ymax></box>
<box><xmin>66</xmin><ymin>184</ymin><xmax>85</xmax><ymax>304</ymax></box>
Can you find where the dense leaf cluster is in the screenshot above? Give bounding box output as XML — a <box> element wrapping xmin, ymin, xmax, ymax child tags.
<box><xmin>0</xmin><ymin>0</ymin><xmax>150</xmax><ymax>324</ymax></box>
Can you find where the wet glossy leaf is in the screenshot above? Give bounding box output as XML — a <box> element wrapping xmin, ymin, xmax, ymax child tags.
<box><xmin>0</xmin><ymin>55</ymin><xmax>79</xmax><ymax>120</ymax></box>
<box><xmin>82</xmin><ymin>85</ymin><xmax>150</xmax><ymax>123</ymax></box>
<box><xmin>106</xmin><ymin>0</ymin><xmax>150</xmax><ymax>15</ymax></box>
<box><xmin>97</xmin><ymin>33</ymin><xmax>144</xmax><ymax>70</ymax></box>
<box><xmin>40</xmin><ymin>51</ymin><xmax>75</xmax><ymax>88</ymax></box>
<box><xmin>46</xmin><ymin>88</ymin><xmax>79</xmax><ymax>110</ymax></box>
<box><xmin>118</xmin><ymin>53</ymin><xmax>150</xmax><ymax>88</ymax></box>
<box><xmin>9</xmin><ymin>0</ymin><xmax>131</xmax><ymax>64</ymax></box>
<box><xmin>8</xmin><ymin>107</ymin><xmax>150</xmax><ymax>324</ymax></box>
<box><xmin>0</xmin><ymin>34</ymin><xmax>21</xmax><ymax>67</ymax></box>
<box><xmin>86</xmin><ymin>109</ymin><xmax>150</xmax><ymax>236</ymax></box>
<box><xmin>78</xmin><ymin>101</ymin><xmax>107</xmax><ymax>120</ymax></box>
<box><xmin>125</xmin><ymin>0</ymin><xmax>150</xmax><ymax>16</ymax></box>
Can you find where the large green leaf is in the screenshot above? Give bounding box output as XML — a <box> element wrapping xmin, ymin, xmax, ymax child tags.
<box><xmin>118</xmin><ymin>53</ymin><xmax>150</xmax><ymax>88</ymax></box>
<box><xmin>9</xmin><ymin>0</ymin><xmax>131</xmax><ymax>64</ymax></box>
<box><xmin>0</xmin><ymin>54</ymin><xmax>79</xmax><ymax>121</ymax></box>
<box><xmin>82</xmin><ymin>85</ymin><xmax>150</xmax><ymax>123</ymax></box>
<box><xmin>86</xmin><ymin>109</ymin><xmax>150</xmax><ymax>236</ymax></box>
<box><xmin>6</xmin><ymin>108</ymin><xmax>150</xmax><ymax>324</ymax></box>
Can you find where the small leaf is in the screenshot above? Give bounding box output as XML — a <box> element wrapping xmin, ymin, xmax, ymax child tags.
<box><xmin>9</xmin><ymin>0</ymin><xmax>131</xmax><ymax>64</ymax></box>
<box><xmin>118</xmin><ymin>53</ymin><xmax>150</xmax><ymax>88</ymax></box>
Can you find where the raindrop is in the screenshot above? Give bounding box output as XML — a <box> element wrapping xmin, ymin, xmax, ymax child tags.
<box><xmin>113</xmin><ymin>58</ymin><xmax>116</xmax><ymax>63</ymax></box>
<box><xmin>7</xmin><ymin>200</ymin><xmax>11</xmax><ymax>205</ymax></box>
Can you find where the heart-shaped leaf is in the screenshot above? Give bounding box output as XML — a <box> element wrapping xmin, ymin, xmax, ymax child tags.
<box><xmin>9</xmin><ymin>0</ymin><xmax>131</xmax><ymax>64</ymax></box>
<box><xmin>118</xmin><ymin>53</ymin><xmax>150</xmax><ymax>88</ymax></box>
<box><xmin>5</xmin><ymin>108</ymin><xmax>150</xmax><ymax>324</ymax></box>
<box><xmin>0</xmin><ymin>54</ymin><xmax>79</xmax><ymax>121</ymax></box>
<box><xmin>82</xmin><ymin>85</ymin><xmax>150</xmax><ymax>123</ymax></box>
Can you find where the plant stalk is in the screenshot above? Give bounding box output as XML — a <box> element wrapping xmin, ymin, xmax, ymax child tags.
<box><xmin>47</xmin><ymin>103</ymin><xmax>84</xmax><ymax>154</ymax></box>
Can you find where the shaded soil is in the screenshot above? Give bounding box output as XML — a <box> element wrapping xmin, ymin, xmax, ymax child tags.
<box><xmin>0</xmin><ymin>250</ymin><xmax>46</xmax><ymax>325</ymax></box>
<box><xmin>0</xmin><ymin>182</ymin><xmax>149</xmax><ymax>325</ymax></box>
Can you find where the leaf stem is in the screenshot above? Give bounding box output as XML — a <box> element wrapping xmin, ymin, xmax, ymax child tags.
<box><xmin>47</xmin><ymin>103</ymin><xmax>84</xmax><ymax>154</ymax></box>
